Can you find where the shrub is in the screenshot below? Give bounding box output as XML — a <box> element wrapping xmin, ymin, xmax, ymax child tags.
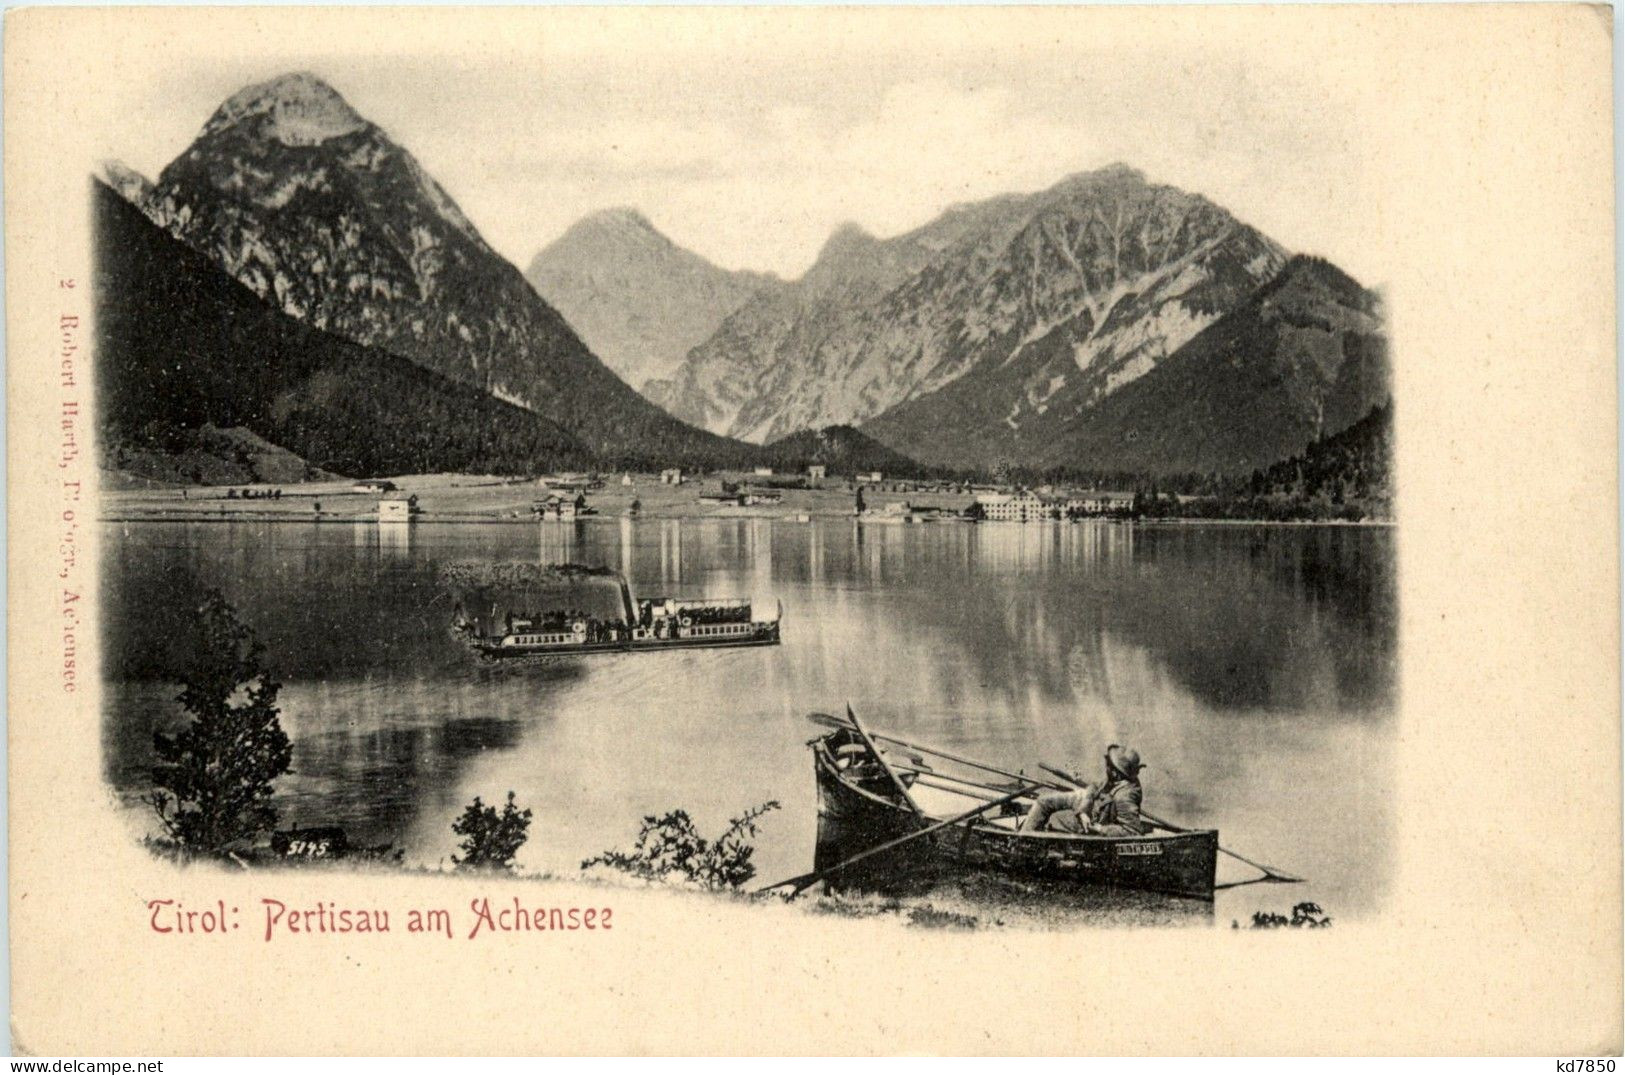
<box><xmin>582</xmin><ymin>800</ymin><xmax>779</xmax><ymax>890</ymax></box>
<box><xmin>451</xmin><ymin>791</ymin><xmax>533</xmax><ymax>872</ymax></box>
<box><xmin>1245</xmin><ymin>901</ymin><xmax>1332</xmax><ymax>929</ymax></box>
<box><xmin>147</xmin><ymin>590</ymin><xmax>292</xmax><ymax>855</ymax></box>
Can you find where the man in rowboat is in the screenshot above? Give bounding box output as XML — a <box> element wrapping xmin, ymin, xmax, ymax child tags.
<box><xmin>1018</xmin><ymin>744</ymin><xmax>1150</xmax><ymax>836</ymax></box>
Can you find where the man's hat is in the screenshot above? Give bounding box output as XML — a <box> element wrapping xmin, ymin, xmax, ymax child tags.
<box><xmin>1106</xmin><ymin>744</ymin><xmax>1143</xmax><ymax>777</ymax></box>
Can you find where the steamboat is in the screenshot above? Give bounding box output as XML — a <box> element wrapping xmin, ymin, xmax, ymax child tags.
<box><xmin>444</xmin><ymin>562</ymin><xmax>782</xmax><ymax>658</ymax></box>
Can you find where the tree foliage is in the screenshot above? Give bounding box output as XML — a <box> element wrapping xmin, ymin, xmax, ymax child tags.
<box><xmin>1126</xmin><ymin>404</ymin><xmax>1393</xmax><ymax>521</ymax></box>
<box><xmin>451</xmin><ymin>791</ymin><xmax>534</xmax><ymax>872</ymax></box>
<box><xmin>582</xmin><ymin>800</ymin><xmax>780</xmax><ymax>890</ymax></box>
<box><xmin>147</xmin><ymin>590</ymin><xmax>292</xmax><ymax>854</ymax></box>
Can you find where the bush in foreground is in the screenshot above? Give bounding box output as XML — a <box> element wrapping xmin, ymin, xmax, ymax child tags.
<box><xmin>582</xmin><ymin>801</ymin><xmax>780</xmax><ymax>890</ymax></box>
<box><xmin>1240</xmin><ymin>901</ymin><xmax>1333</xmax><ymax>929</ymax></box>
<box><xmin>452</xmin><ymin>791</ymin><xmax>534</xmax><ymax>872</ymax></box>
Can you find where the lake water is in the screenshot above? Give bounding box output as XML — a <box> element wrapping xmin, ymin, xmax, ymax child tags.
<box><xmin>102</xmin><ymin>517</ymin><xmax>1397</xmax><ymax>925</ymax></box>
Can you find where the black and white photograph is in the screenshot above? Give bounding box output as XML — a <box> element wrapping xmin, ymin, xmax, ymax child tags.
<box><xmin>4</xmin><ymin>4</ymin><xmax>1617</xmax><ymax>1057</ymax></box>
<box><xmin>91</xmin><ymin>35</ymin><xmax>1394</xmax><ymax>920</ymax></box>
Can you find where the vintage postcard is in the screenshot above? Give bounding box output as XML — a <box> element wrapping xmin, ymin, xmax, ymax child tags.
<box><xmin>5</xmin><ymin>4</ymin><xmax>1618</xmax><ymax>1056</ymax></box>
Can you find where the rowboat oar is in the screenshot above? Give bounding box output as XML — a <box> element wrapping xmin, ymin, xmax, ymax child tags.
<box><xmin>891</xmin><ymin>764</ymin><xmax>1025</xmax><ymax>802</ymax></box>
<box><xmin>757</xmin><ymin>782</ymin><xmax>1047</xmax><ymax>896</ymax></box>
<box><xmin>905</xmin><ymin>773</ymin><xmax>1001</xmax><ymax>800</ymax></box>
<box><xmin>1039</xmin><ymin>763</ymin><xmax>1303</xmax><ymax>885</ymax></box>
<box><xmin>806</xmin><ymin>715</ymin><xmax>1023</xmax><ymax>801</ymax></box>
<box><xmin>844</xmin><ymin>704</ymin><xmax>924</xmax><ymax>817</ymax></box>
<box><xmin>1151</xmin><ymin>816</ymin><xmax>1300</xmax><ymax>884</ymax></box>
<box><xmin>806</xmin><ymin>712</ymin><xmax>1069</xmax><ymax>792</ymax></box>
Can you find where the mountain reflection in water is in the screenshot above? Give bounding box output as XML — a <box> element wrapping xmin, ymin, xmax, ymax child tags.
<box><xmin>103</xmin><ymin>517</ymin><xmax>1395</xmax><ymax>922</ymax></box>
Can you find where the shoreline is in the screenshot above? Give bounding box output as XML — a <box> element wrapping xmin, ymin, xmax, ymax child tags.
<box><xmin>99</xmin><ymin>470</ymin><xmax>1394</xmax><ymax>529</ymax></box>
<box><xmin>98</xmin><ymin>509</ymin><xmax>1396</xmax><ymax>528</ymax></box>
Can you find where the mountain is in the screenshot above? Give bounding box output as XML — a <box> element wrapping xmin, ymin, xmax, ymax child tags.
<box><xmin>98</xmin><ymin>159</ymin><xmax>156</xmax><ymax>205</ymax></box>
<box><xmin>762</xmin><ymin>425</ymin><xmax>925</xmax><ymax>478</ymax></box>
<box><xmin>524</xmin><ymin>208</ymin><xmax>778</xmax><ymax>393</ymax></box>
<box><xmin>663</xmin><ymin>165</ymin><xmax>1288</xmax><ymax>454</ymax></box>
<box><xmin>92</xmin><ymin>178</ymin><xmax>593</xmax><ymax>479</ymax></box>
<box><xmin>1023</xmin><ymin>256</ymin><xmax>1390</xmax><ymax>476</ymax></box>
<box><xmin>1130</xmin><ymin>400</ymin><xmax>1393</xmax><ymax>520</ymax></box>
<box><xmin>113</xmin><ymin>72</ymin><xmax>756</xmax><ymax>468</ymax></box>
<box><xmin>659</xmin><ymin>220</ymin><xmax>944</xmax><ymax>438</ymax></box>
<box><xmin>1251</xmin><ymin>400</ymin><xmax>1392</xmax><ymax>506</ymax></box>
<box><xmin>104</xmin><ymin>423</ymin><xmax>339</xmax><ymax>487</ymax></box>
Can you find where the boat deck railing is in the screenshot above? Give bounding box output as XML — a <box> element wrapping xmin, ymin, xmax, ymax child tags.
<box><xmin>643</xmin><ymin>596</ymin><xmax>753</xmax><ymax>610</ymax></box>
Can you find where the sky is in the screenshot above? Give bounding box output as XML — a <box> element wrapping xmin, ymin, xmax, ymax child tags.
<box><xmin>101</xmin><ymin>10</ymin><xmax>1380</xmax><ymax>284</ymax></box>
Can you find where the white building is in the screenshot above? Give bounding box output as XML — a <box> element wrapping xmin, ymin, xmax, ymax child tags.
<box><xmin>660</xmin><ymin>468</ymin><xmax>683</xmax><ymax>485</ymax></box>
<box><xmin>976</xmin><ymin>492</ymin><xmax>1049</xmax><ymax>522</ymax></box>
<box><xmin>1065</xmin><ymin>491</ymin><xmax>1136</xmax><ymax>515</ymax></box>
<box><xmin>378</xmin><ymin>496</ymin><xmax>415</xmax><ymax>522</ymax></box>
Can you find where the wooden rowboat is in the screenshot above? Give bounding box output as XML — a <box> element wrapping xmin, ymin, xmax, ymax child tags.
<box><xmin>812</xmin><ymin>725</ymin><xmax>1220</xmax><ymax>901</ymax></box>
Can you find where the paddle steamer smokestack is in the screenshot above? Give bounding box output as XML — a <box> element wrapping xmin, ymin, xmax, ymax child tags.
<box><xmin>619</xmin><ymin>574</ymin><xmax>638</xmax><ymax>627</ymax></box>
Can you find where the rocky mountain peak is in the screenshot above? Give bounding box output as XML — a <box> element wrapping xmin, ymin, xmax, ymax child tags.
<box><xmin>554</xmin><ymin>207</ymin><xmax>674</xmax><ymax>256</ymax></box>
<box><xmin>1092</xmin><ymin>161</ymin><xmax>1147</xmax><ymax>182</ymax></box>
<box><xmin>1052</xmin><ymin>162</ymin><xmax>1149</xmax><ymax>190</ymax></box>
<box><xmin>124</xmin><ymin>72</ymin><xmax>754</xmax><ymax>467</ymax></box>
<box><xmin>1274</xmin><ymin>254</ymin><xmax>1367</xmax><ymax>295</ymax></box>
<box><xmin>202</xmin><ymin>72</ymin><xmax>367</xmax><ymax>146</ymax></box>
<box><xmin>816</xmin><ymin>221</ymin><xmax>879</xmax><ymax>261</ymax></box>
<box><xmin>582</xmin><ymin>206</ymin><xmax>658</xmax><ymax>232</ymax></box>
<box><xmin>665</xmin><ymin>164</ymin><xmax>1298</xmax><ymax>450</ymax></box>
<box><xmin>98</xmin><ymin>159</ymin><xmax>154</xmax><ymax>203</ymax></box>
<box><xmin>526</xmin><ymin>205</ymin><xmax>780</xmax><ymax>391</ymax></box>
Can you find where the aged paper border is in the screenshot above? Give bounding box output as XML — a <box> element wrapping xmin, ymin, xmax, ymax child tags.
<box><xmin>5</xmin><ymin>5</ymin><xmax>1619</xmax><ymax>1055</ymax></box>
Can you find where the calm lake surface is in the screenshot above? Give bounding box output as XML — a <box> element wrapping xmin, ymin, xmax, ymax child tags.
<box><xmin>103</xmin><ymin>517</ymin><xmax>1397</xmax><ymax>924</ymax></box>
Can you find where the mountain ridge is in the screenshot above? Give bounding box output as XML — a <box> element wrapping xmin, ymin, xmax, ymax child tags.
<box><xmin>91</xmin><ymin>177</ymin><xmax>594</xmax><ymax>479</ymax></box>
<box><xmin>525</xmin><ymin>208</ymin><xmax>778</xmax><ymax>392</ymax></box>
<box><xmin>102</xmin><ymin>74</ymin><xmax>1388</xmax><ymax>482</ymax></box>
<box><xmin>762</xmin><ymin>425</ymin><xmax>925</xmax><ymax>478</ymax></box>
<box><xmin>662</xmin><ymin>165</ymin><xmax>1289</xmax><ymax>452</ymax></box>
<box><xmin>114</xmin><ymin>72</ymin><xmax>759</xmax><ymax>468</ymax></box>
<box><xmin>1006</xmin><ymin>254</ymin><xmax>1391</xmax><ymax>476</ymax></box>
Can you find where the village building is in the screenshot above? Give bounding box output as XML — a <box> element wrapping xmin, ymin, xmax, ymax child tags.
<box><xmin>699</xmin><ymin>488</ymin><xmax>783</xmax><ymax>507</ymax></box>
<box><xmin>1065</xmin><ymin>491</ymin><xmax>1136</xmax><ymax>516</ymax></box>
<box><xmin>857</xmin><ymin>471</ymin><xmax>884</xmax><ymax>484</ymax></box>
<box><xmin>533</xmin><ymin>492</ymin><xmax>590</xmax><ymax>520</ymax></box>
<box><xmin>538</xmin><ymin>473</ymin><xmax>602</xmax><ymax>493</ymax></box>
<box><xmin>752</xmin><ymin>466</ymin><xmax>774</xmax><ymax>477</ymax></box>
<box><xmin>975</xmin><ymin>492</ymin><xmax>1050</xmax><ymax>522</ymax></box>
<box><xmin>378</xmin><ymin>494</ymin><xmax>418</xmax><ymax>522</ymax></box>
<box><xmin>660</xmin><ymin>468</ymin><xmax>683</xmax><ymax>485</ymax></box>
<box><xmin>353</xmin><ymin>479</ymin><xmax>396</xmax><ymax>493</ymax></box>
<box><xmin>807</xmin><ymin>464</ymin><xmax>827</xmax><ymax>483</ymax></box>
